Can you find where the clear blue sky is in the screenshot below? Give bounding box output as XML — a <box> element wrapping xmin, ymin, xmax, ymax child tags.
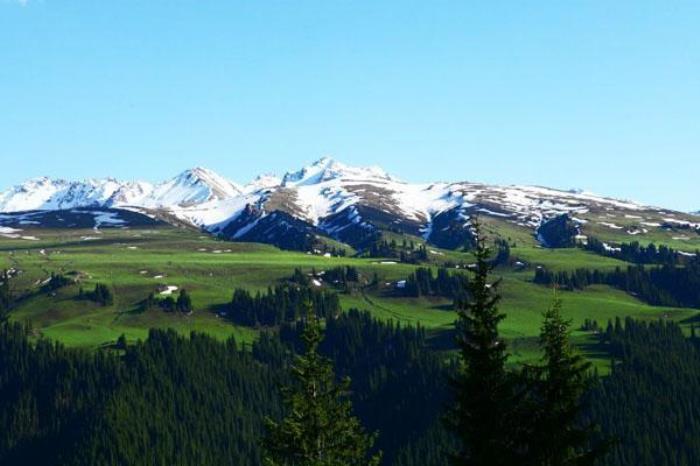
<box><xmin>1</xmin><ymin>1</ymin><xmax>698</xmax><ymax>210</ymax></box>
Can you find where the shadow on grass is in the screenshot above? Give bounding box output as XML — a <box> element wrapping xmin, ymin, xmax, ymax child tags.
<box><xmin>578</xmin><ymin>336</ymin><xmax>612</xmax><ymax>365</ymax></box>
<box><xmin>680</xmin><ymin>312</ymin><xmax>700</xmax><ymax>324</ymax></box>
<box><xmin>205</xmin><ymin>302</ymin><xmax>230</xmax><ymax>315</ymax></box>
<box><xmin>426</xmin><ymin>327</ymin><xmax>458</xmax><ymax>351</ymax></box>
<box><xmin>118</xmin><ymin>302</ymin><xmax>148</xmax><ymax>316</ymax></box>
<box><xmin>0</xmin><ymin>236</ymin><xmax>146</xmax><ymax>253</ymax></box>
<box><xmin>430</xmin><ymin>303</ymin><xmax>454</xmax><ymax>312</ymax></box>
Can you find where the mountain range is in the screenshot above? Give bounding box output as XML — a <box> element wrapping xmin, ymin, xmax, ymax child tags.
<box><xmin>1</xmin><ymin>157</ymin><xmax>698</xmax><ymax>251</ymax></box>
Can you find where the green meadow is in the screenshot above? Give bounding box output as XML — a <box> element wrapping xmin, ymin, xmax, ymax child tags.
<box><xmin>1</xmin><ymin>225</ymin><xmax>695</xmax><ymax>368</ymax></box>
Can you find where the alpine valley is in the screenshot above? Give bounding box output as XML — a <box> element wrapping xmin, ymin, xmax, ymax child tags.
<box><xmin>1</xmin><ymin>158</ymin><xmax>700</xmax><ymax>466</ymax></box>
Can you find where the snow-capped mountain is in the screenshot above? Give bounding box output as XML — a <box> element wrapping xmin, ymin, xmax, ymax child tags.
<box><xmin>1</xmin><ymin>157</ymin><xmax>697</xmax><ymax>251</ymax></box>
<box><xmin>0</xmin><ymin>177</ymin><xmax>111</xmax><ymax>212</ymax></box>
<box><xmin>0</xmin><ymin>167</ymin><xmax>242</xmax><ymax>214</ymax></box>
<box><xmin>142</xmin><ymin>167</ymin><xmax>242</xmax><ymax>207</ymax></box>
<box><xmin>281</xmin><ymin>156</ymin><xmax>395</xmax><ymax>187</ymax></box>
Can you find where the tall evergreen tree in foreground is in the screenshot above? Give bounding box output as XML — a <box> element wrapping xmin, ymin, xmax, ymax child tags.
<box><xmin>263</xmin><ymin>302</ymin><xmax>381</xmax><ymax>466</ymax></box>
<box><xmin>0</xmin><ymin>270</ymin><xmax>11</xmax><ymax>323</ymax></box>
<box><xmin>449</xmin><ymin>218</ymin><xmax>522</xmax><ymax>466</ymax></box>
<box><xmin>526</xmin><ymin>294</ymin><xmax>605</xmax><ymax>466</ymax></box>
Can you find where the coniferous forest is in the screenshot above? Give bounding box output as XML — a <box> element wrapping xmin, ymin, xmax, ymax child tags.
<box><xmin>4</xmin><ymin>314</ymin><xmax>700</xmax><ymax>465</ymax></box>
<box><xmin>534</xmin><ymin>260</ymin><xmax>700</xmax><ymax>308</ymax></box>
<box><xmin>0</xmin><ymin>312</ymin><xmax>450</xmax><ymax>466</ymax></box>
<box><xmin>2</xmin><ymin>225</ymin><xmax>700</xmax><ymax>465</ymax></box>
<box><xmin>587</xmin><ymin>318</ymin><xmax>700</xmax><ymax>466</ymax></box>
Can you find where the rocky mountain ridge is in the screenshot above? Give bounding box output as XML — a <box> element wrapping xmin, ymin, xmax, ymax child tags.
<box><xmin>2</xmin><ymin>157</ymin><xmax>697</xmax><ymax>251</ymax></box>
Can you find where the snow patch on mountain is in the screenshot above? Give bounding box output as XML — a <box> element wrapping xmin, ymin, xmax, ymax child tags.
<box><xmin>174</xmin><ymin>194</ymin><xmax>262</xmax><ymax>228</ymax></box>
<box><xmin>90</xmin><ymin>210</ymin><xmax>127</xmax><ymax>229</ymax></box>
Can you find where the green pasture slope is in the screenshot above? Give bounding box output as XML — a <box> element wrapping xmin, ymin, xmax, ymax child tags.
<box><xmin>0</xmin><ymin>224</ymin><xmax>696</xmax><ymax>367</ymax></box>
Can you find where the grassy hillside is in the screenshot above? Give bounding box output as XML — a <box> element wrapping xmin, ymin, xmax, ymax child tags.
<box><xmin>1</xmin><ymin>225</ymin><xmax>696</xmax><ymax>368</ymax></box>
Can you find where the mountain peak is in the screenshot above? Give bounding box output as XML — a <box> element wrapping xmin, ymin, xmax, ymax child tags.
<box><xmin>177</xmin><ymin>166</ymin><xmax>220</xmax><ymax>181</ymax></box>
<box><xmin>245</xmin><ymin>173</ymin><xmax>282</xmax><ymax>193</ymax></box>
<box><xmin>310</xmin><ymin>156</ymin><xmax>335</xmax><ymax>167</ymax></box>
<box><xmin>22</xmin><ymin>176</ymin><xmax>61</xmax><ymax>188</ymax></box>
<box><xmin>282</xmin><ymin>157</ymin><xmax>395</xmax><ymax>187</ymax></box>
<box><xmin>155</xmin><ymin>167</ymin><xmax>241</xmax><ymax>205</ymax></box>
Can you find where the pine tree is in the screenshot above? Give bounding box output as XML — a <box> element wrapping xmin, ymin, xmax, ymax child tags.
<box><xmin>524</xmin><ymin>294</ymin><xmax>605</xmax><ymax>466</ymax></box>
<box><xmin>116</xmin><ymin>334</ymin><xmax>127</xmax><ymax>350</ymax></box>
<box><xmin>0</xmin><ymin>270</ymin><xmax>10</xmax><ymax>322</ymax></box>
<box><xmin>448</xmin><ymin>218</ymin><xmax>521</xmax><ymax>466</ymax></box>
<box><xmin>263</xmin><ymin>302</ymin><xmax>381</xmax><ymax>466</ymax></box>
<box><xmin>91</xmin><ymin>283</ymin><xmax>114</xmax><ymax>306</ymax></box>
<box><xmin>176</xmin><ymin>289</ymin><xmax>192</xmax><ymax>313</ymax></box>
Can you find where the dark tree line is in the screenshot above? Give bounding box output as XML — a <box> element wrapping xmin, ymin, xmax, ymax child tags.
<box><xmin>3</xmin><ymin>296</ymin><xmax>699</xmax><ymax>465</ymax></box>
<box><xmin>367</xmin><ymin>238</ymin><xmax>429</xmax><ymax>263</ymax></box>
<box><xmin>534</xmin><ymin>262</ymin><xmax>700</xmax><ymax>308</ymax></box>
<box><xmin>588</xmin><ymin>318</ymin><xmax>700</xmax><ymax>466</ymax></box>
<box><xmin>0</xmin><ymin>309</ymin><xmax>451</xmax><ymax>465</ymax></box>
<box><xmin>78</xmin><ymin>283</ymin><xmax>114</xmax><ymax>306</ymax></box>
<box><xmin>538</xmin><ymin>214</ymin><xmax>579</xmax><ymax>248</ymax></box>
<box><xmin>144</xmin><ymin>288</ymin><xmax>193</xmax><ymax>313</ymax></box>
<box><xmin>581</xmin><ymin>318</ymin><xmax>602</xmax><ymax>332</ymax></box>
<box><xmin>41</xmin><ymin>273</ymin><xmax>73</xmax><ymax>293</ymax></box>
<box><xmin>321</xmin><ymin>265</ymin><xmax>360</xmax><ymax>287</ymax></box>
<box><xmin>0</xmin><ymin>322</ymin><xmax>284</xmax><ymax>466</ymax></box>
<box><xmin>228</xmin><ymin>285</ymin><xmax>341</xmax><ymax>327</ymax></box>
<box><xmin>315</xmin><ymin>244</ymin><xmax>348</xmax><ymax>257</ymax></box>
<box><xmin>400</xmin><ymin>267</ymin><xmax>469</xmax><ymax>299</ymax></box>
<box><xmin>289</xmin><ymin>266</ymin><xmax>361</xmax><ymax>290</ymax></box>
<box><xmin>585</xmin><ymin>237</ymin><xmax>697</xmax><ymax>266</ymax></box>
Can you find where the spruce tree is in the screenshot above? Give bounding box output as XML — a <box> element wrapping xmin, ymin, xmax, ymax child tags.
<box><xmin>176</xmin><ymin>289</ymin><xmax>192</xmax><ymax>313</ymax></box>
<box><xmin>91</xmin><ymin>283</ymin><xmax>114</xmax><ymax>306</ymax></box>
<box><xmin>449</xmin><ymin>218</ymin><xmax>521</xmax><ymax>466</ymax></box>
<box><xmin>526</xmin><ymin>295</ymin><xmax>605</xmax><ymax>466</ymax></box>
<box><xmin>0</xmin><ymin>270</ymin><xmax>10</xmax><ymax>322</ymax></box>
<box><xmin>263</xmin><ymin>302</ymin><xmax>381</xmax><ymax>466</ymax></box>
